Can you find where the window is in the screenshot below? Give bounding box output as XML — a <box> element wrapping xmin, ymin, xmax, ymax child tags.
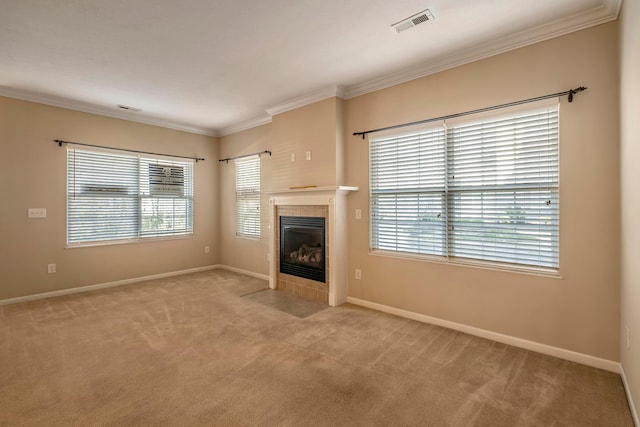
<box><xmin>67</xmin><ymin>148</ymin><xmax>194</xmax><ymax>245</ymax></box>
<box><xmin>370</xmin><ymin>103</ymin><xmax>559</xmax><ymax>270</ymax></box>
<box><xmin>235</xmin><ymin>155</ymin><xmax>261</xmax><ymax>238</ymax></box>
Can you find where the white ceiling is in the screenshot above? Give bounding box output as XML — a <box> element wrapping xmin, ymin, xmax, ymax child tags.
<box><xmin>0</xmin><ymin>0</ymin><xmax>621</xmax><ymax>137</ymax></box>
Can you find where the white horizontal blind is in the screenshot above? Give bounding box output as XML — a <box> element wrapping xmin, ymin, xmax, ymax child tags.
<box><xmin>369</xmin><ymin>104</ymin><xmax>559</xmax><ymax>270</ymax></box>
<box><xmin>370</xmin><ymin>126</ymin><xmax>447</xmax><ymax>256</ymax></box>
<box><xmin>447</xmin><ymin>108</ymin><xmax>559</xmax><ymax>267</ymax></box>
<box><xmin>235</xmin><ymin>155</ymin><xmax>261</xmax><ymax>238</ymax></box>
<box><xmin>67</xmin><ymin>148</ymin><xmax>193</xmax><ymax>244</ymax></box>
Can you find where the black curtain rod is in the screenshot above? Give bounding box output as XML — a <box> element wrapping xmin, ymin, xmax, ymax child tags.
<box><xmin>54</xmin><ymin>139</ymin><xmax>205</xmax><ymax>162</ymax></box>
<box><xmin>353</xmin><ymin>86</ymin><xmax>587</xmax><ymax>139</ymax></box>
<box><xmin>219</xmin><ymin>150</ymin><xmax>272</xmax><ymax>163</ymax></box>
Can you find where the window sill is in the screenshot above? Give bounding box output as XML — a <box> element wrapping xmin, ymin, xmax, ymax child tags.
<box><xmin>235</xmin><ymin>234</ymin><xmax>261</xmax><ymax>241</ymax></box>
<box><xmin>369</xmin><ymin>249</ymin><xmax>562</xmax><ymax>279</ymax></box>
<box><xmin>66</xmin><ymin>234</ymin><xmax>194</xmax><ymax>249</ymax></box>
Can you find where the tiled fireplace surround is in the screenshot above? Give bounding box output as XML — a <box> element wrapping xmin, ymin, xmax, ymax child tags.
<box><xmin>268</xmin><ymin>187</ymin><xmax>357</xmax><ymax>306</ymax></box>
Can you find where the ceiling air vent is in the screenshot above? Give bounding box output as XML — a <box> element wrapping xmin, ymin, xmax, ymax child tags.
<box><xmin>392</xmin><ymin>9</ymin><xmax>435</xmax><ymax>33</ymax></box>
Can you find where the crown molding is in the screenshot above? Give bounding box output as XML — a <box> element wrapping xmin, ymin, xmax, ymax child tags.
<box><xmin>265</xmin><ymin>85</ymin><xmax>344</xmax><ymax>117</ymax></box>
<box><xmin>0</xmin><ymin>87</ymin><xmax>218</xmax><ymax>137</ymax></box>
<box><xmin>343</xmin><ymin>1</ymin><xmax>621</xmax><ymax>99</ymax></box>
<box><xmin>219</xmin><ymin>84</ymin><xmax>345</xmax><ymax>136</ymax></box>
<box><xmin>220</xmin><ymin>0</ymin><xmax>620</xmax><ymax>135</ymax></box>
<box><xmin>218</xmin><ymin>114</ymin><xmax>273</xmax><ymax>137</ymax></box>
<box><xmin>2</xmin><ymin>0</ymin><xmax>621</xmax><ymax>138</ymax></box>
<box><xmin>604</xmin><ymin>0</ymin><xmax>623</xmax><ymax>16</ymax></box>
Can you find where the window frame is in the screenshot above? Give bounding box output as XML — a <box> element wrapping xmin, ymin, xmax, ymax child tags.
<box><xmin>369</xmin><ymin>100</ymin><xmax>560</xmax><ymax>274</ymax></box>
<box><xmin>235</xmin><ymin>155</ymin><xmax>261</xmax><ymax>239</ymax></box>
<box><xmin>66</xmin><ymin>147</ymin><xmax>194</xmax><ymax>247</ymax></box>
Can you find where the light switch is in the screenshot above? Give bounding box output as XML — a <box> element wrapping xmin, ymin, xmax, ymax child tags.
<box><xmin>355</xmin><ymin>209</ymin><xmax>362</xmax><ymax>220</ymax></box>
<box><xmin>290</xmin><ymin>153</ymin><xmax>296</xmax><ymax>162</ymax></box>
<box><xmin>28</xmin><ymin>208</ymin><xmax>47</xmax><ymax>218</ymax></box>
<box><xmin>305</xmin><ymin>151</ymin><xmax>312</xmax><ymax>161</ymax></box>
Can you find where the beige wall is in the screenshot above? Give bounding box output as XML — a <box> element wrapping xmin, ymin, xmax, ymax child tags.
<box><xmin>218</xmin><ymin>124</ymin><xmax>272</xmax><ymax>275</ymax></box>
<box><xmin>3</xmin><ymin>16</ymin><xmax>624</xmax><ymax>366</ymax></box>
<box><xmin>218</xmin><ymin>97</ymin><xmax>346</xmax><ymax>274</ymax></box>
<box><xmin>0</xmin><ymin>97</ymin><xmax>219</xmax><ymax>300</ymax></box>
<box><xmin>271</xmin><ymin>97</ymin><xmax>343</xmax><ymax>189</ymax></box>
<box><xmin>345</xmin><ymin>22</ymin><xmax>620</xmax><ymax>360</ymax></box>
<box><xmin>620</xmin><ymin>0</ymin><xmax>640</xmax><ymax>417</ymax></box>
<box><xmin>219</xmin><ymin>23</ymin><xmax>621</xmax><ymax>361</ymax></box>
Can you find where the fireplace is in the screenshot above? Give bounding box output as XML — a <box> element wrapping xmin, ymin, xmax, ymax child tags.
<box><xmin>279</xmin><ymin>216</ymin><xmax>325</xmax><ymax>283</ymax></box>
<box><xmin>268</xmin><ymin>186</ymin><xmax>358</xmax><ymax>306</ymax></box>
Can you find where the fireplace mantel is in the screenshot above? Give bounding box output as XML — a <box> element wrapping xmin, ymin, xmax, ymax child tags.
<box><xmin>268</xmin><ymin>186</ymin><xmax>358</xmax><ymax>306</ymax></box>
<box><xmin>267</xmin><ymin>186</ymin><xmax>358</xmax><ymax>205</ymax></box>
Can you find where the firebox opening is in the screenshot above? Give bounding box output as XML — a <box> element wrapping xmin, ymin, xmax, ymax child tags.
<box><xmin>280</xmin><ymin>216</ymin><xmax>326</xmax><ymax>283</ymax></box>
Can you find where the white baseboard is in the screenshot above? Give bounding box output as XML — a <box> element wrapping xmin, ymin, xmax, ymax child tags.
<box><xmin>0</xmin><ymin>265</ymin><xmax>218</xmax><ymax>306</ymax></box>
<box><xmin>346</xmin><ymin>296</ymin><xmax>620</xmax><ymax>373</ymax></box>
<box><xmin>214</xmin><ymin>264</ymin><xmax>270</xmax><ymax>281</ymax></box>
<box><xmin>0</xmin><ymin>265</ymin><xmax>267</xmax><ymax>307</ymax></box>
<box><xmin>621</xmin><ymin>365</ymin><xmax>640</xmax><ymax>426</ymax></box>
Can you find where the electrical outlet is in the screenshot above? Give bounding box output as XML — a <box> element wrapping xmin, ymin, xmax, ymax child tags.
<box><xmin>355</xmin><ymin>209</ymin><xmax>362</xmax><ymax>220</ymax></box>
<box><xmin>355</xmin><ymin>269</ymin><xmax>362</xmax><ymax>280</ymax></box>
<box><xmin>204</xmin><ymin>246</ymin><xmax>210</xmax><ymax>254</ymax></box>
<box><xmin>47</xmin><ymin>264</ymin><xmax>56</xmax><ymax>274</ymax></box>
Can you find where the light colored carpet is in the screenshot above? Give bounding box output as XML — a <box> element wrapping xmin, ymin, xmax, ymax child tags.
<box><xmin>0</xmin><ymin>269</ymin><xmax>633</xmax><ymax>426</ymax></box>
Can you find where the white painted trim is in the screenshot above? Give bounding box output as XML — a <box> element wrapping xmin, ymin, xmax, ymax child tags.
<box><xmin>214</xmin><ymin>264</ymin><xmax>270</xmax><ymax>281</ymax></box>
<box><xmin>190</xmin><ymin>0</ymin><xmax>622</xmax><ymax>135</ymax></box>
<box><xmin>211</xmin><ymin>0</ymin><xmax>620</xmax><ymax>135</ymax></box>
<box><xmin>621</xmin><ymin>365</ymin><xmax>640</xmax><ymax>427</ymax></box>
<box><xmin>346</xmin><ymin>297</ymin><xmax>620</xmax><ymax>373</ymax></box>
<box><xmin>343</xmin><ymin>2</ymin><xmax>621</xmax><ymax>99</ymax></box>
<box><xmin>0</xmin><ymin>265</ymin><xmax>218</xmax><ymax>306</ymax></box>
<box><xmin>268</xmin><ymin>187</ymin><xmax>356</xmax><ymax>306</ymax></box>
<box><xmin>265</xmin><ymin>85</ymin><xmax>344</xmax><ymax>117</ymax></box>
<box><xmin>1</xmin><ymin>0</ymin><xmax>621</xmax><ymax>138</ymax></box>
<box><xmin>605</xmin><ymin>0</ymin><xmax>623</xmax><ymax>17</ymax></box>
<box><xmin>267</xmin><ymin>186</ymin><xmax>358</xmax><ymax>196</ymax></box>
<box><xmin>218</xmin><ymin>115</ymin><xmax>272</xmax><ymax>137</ymax></box>
<box><xmin>0</xmin><ymin>87</ymin><xmax>217</xmax><ymax>137</ymax></box>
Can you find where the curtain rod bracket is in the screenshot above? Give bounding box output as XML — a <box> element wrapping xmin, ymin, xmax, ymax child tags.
<box><xmin>567</xmin><ymin>86</ymin><xmax>587</xmax><ymax>103</ymax></box>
